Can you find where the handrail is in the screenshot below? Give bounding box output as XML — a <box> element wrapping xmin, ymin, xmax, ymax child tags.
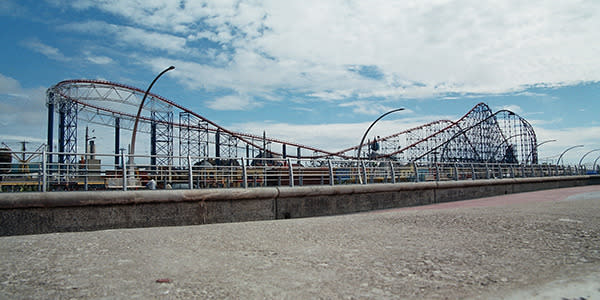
<box><xmin>0</xmin><ymin>150</ymin><xmax>593</xmax><ymax>193</ymax></box>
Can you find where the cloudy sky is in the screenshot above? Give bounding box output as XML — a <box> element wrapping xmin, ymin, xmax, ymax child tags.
<box><xmin>0</xmin><ymin>0</ymin><xmax>599</xmax><ymax>165</ymax></box>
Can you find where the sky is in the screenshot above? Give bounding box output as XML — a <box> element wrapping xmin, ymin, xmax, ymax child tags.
<box><xmin>0</xmin><ymin>0</ymin><xmax>599</xmax><ymax>165</ymax></box>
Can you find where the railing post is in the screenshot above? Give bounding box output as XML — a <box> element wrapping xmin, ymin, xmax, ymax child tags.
<box><xmin>520</xmin><ymin>164</ymin><xmax>525</xmax><ymax>178</ymax></box>
<box><xmin>510</xmin><ymin>164</ymin><xmax>515</xmax><ymax>178</ymax></box>
<box><xmin>241</xmin><ymin>157</ymin><xmax>248</xmax><ymax>189</ymax></box>
<box><xmin>413</xmin><ymin>162</ymin><xmax>419</xmax><ymax>182</ymax></box>
<box><xmin>287</xmin><ymin>158</ymin><xmax>294</xmax><ymax>187</ymax></box>
<box><xmin>328</xmin><ymin>160</ymin><xmax>334</xmax><ymax>186</ymax></box>
<box><xmin>471</xmin><ymin>164</ymin><xmax>476</xmax><ymax>180</ymax></box>
<box><xmin>390</xmin><ymin>161</ymin><xmax>396</xmax><ymax>184</ymax></box>
<box><xmin>361</xmin><ymin>160</ymin><xmax>367</xmax><ymax>184</ymax></box>
<box><xmin>453</xmin><ymin>164</ymin><xmax>459</xmax><ymax>181</ymax></box>
<box><xmin>435</xmin><ymin>163</ymin><xmax>440</xmax><ymax>181</ymax></box>
<box><xmin>187</xmin><ymin>155</ymin><xmax>193</xmax><ymax>189</ymax></box>
<box><xmin>84</xmin><ymin>159</ymin><xmax>89</xmax><ymax>191</ymax></box>
<box><xmin>542</xmin><ymin>164</ymin><xmax>546</xmax><ymax>176</ymax></box>
<box><xmin>485</xmin><ymin>163</ymin><xmax>490</xmax><ymax>179</ymax></box>
<box><xmin>357</xmin><ymin>160</ymin><xmax>363</xmax><ymax>185</ymax></box>
<box><xmin>121</xmin><ymin>151</ymin><xmax>127</xmax><ymax>191</ymax></box>
<box><xmin>42</xmin><ymin>149</ymin><xmax>47</xmax><ymax>192</ymax></box>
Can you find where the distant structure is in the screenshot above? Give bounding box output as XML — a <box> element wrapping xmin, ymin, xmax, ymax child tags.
<box><xmin>46</xmin><ymin>80</ymin><xmax>537</xmax><ymax>165</ymax></box>
<box><xmin>335</xmin><ymin>103</ymin><xmax>538</xmax><ymax>164</ymax></box>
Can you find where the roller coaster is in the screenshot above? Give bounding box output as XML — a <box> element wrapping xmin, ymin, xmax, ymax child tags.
<box><xmin>0</xmin><ymin>79</ymin><xmax>566</xmax><ymax>192</ymax></box>
<box><xmin>45</xmin><ymin>79</ymin><xmax>538</xmax><ymax>167</ymax></box>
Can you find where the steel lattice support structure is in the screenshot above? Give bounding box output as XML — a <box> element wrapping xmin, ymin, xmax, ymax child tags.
<box><xmin>46</xmin><ymin>80</ymin><xmax>538</xmax><ymax>168</ymax></box>
<box><xmin>46</xmin><ymin>80</ymin><xmax>344</xmax><ymax>166</ymax></box>
<box><xmin>332</xmin><ymin>103</ymin><xmax>537</xmax><ymax>164</ymax></box>
<box><xmin>410</xmin><ymin>104</ymin><xmax>537</xmax><ymax>164</ymax></box>
<box><xmin>221</xmin><ymin>132</ymin><xmax>239</xmax><ymax>158</ymax></box>
<box><xmin>178</xmin><ymin>112</ymin><xmax>209</xmax><ymax>165</ymax></box>
<box><xmin>49</xmin><ymin>88</ymin><xmax>79</xmax><ymax>170</ymax></box>
<box><xmin>151</xmin><ymin>108</ymin><xmax>173</xmax><ymax>167</ymax></box>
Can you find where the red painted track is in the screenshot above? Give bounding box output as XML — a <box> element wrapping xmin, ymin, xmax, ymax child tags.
<box><xmin>49</xmin><ymin>80</ymin><xmax>537</xmax><ymax>161</ymax></box>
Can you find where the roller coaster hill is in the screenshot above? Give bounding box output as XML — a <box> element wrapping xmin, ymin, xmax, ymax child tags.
<box><xmin>1</xmin><ymin>79</ymin><xmax>578</xmax><ymax>192</ymax></box>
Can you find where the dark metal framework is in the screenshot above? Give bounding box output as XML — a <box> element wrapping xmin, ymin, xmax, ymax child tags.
<box><xmin>334</xmin><ymin>103</ymin><xmax>537</xmax><ymax>164</ymax></box>
<box><xmin>148</xmin><ymin>96</ymin><xmax>174</xmax><ymax>167</ymax></box>
<box><xmin>179</xmin><ymin>112</ymin><xmax>209</xmax><ymax>165</ymax></box>
<box><xmin>47</xmin><ymin>88</ymin><xmax>79</xmax><ymax>169</ymax></box>
<box><xmin>47</xmin><ymin>80</ymin><xmax>538</xmax><ymax>166</ymax></box>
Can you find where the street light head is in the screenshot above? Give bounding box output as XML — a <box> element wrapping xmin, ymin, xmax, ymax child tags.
<box><xmin>357</xmin><ymin>107</ymin><xmax>406</xmax><ymax>161</ymax></box>
<box><xmin>129</xmin><ymin>65</ymin><xmax>176</xmax><ymax>158</ymax></box>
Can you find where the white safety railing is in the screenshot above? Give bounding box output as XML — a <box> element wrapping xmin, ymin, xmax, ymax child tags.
<box><xmin>0</xmin><ymin>150</ymin><xmax>596</xmax><ymax>192</ymax></box>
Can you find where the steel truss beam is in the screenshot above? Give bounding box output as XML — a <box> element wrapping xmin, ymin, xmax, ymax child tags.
<box><xmin>46</xmin><ymin>80</ymin><xmax>538</xmax><ymax>167</ymax></box>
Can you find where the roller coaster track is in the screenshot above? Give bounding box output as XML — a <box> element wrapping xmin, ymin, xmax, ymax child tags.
<box><xmin>46</xmin><ymin>80</ymin><xmax>538</xmax><ymax>165</ymax></box>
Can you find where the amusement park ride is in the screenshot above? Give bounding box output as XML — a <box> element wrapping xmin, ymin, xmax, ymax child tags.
<box><xmin>0</xmin><ymin>77</ymin><xmax>541</xmax><ymax>192</ymax></box>
<box><xmin>44</xmin><ymin>79</ymin><xmax>538</xmax><ymax>167</ymax></box>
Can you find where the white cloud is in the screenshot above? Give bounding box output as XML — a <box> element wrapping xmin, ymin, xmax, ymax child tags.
<box><xmin>83</xmin><ymin>51</ymin><xmax>113</xmax><ymax>65</ymax></box>
<box><xmin>0</xmin><ymin>73</ymin><xmax>21</xmax><ymax>93</ymax></box>
<box><xmin>207</xmin><ymin>94</ymin><xmax>262</xmax><ymax>111</ymax></box>
<box><xmin>0</xmin><ymin>74</ymin><xmax>47</xmax><ymax>144</ymax></box>
<box><xmin>533</xmin><ymin>126</ymin><xmax>600</xmax><ymax>165</ymax></box>
<box><xmin>339</xmin><ymin>101</ymin><xmax>397</xmax><ymax>116</ymax></box>
<box><xmin>56</xmin><ymin>1</ymin><xmax>600</xmax><ymax>108</ymax></box>
<box><xmin>495</xmin><ymin>104</ymin><xmax>523</xmax><ymax>115</ymax></box>
<box><xmin>61</xmin><ymin>21</ymin><xmax>188</xmax><ymax>54</ymax></box>
<box><xmin>21</xmin><ymin>38</ymin><xmax>69</xmax><ymax>61</ymax></box>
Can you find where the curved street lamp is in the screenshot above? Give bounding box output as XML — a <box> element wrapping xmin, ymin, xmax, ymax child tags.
<box><xmin>357</xmin><ymin>108</ymin><xmax>405</xmax><ymax>160</ymax></box>
<box><xmin>129</xmin><ymin>66</ymin><xmax>175</xmax><ymax>165</ymax></box>
<box><xmin>356</xmin><ymin>108</ymin><xmax>405</xmax><ymax>185</ymax></box>
<box><xmin>592</xmin><ymin>154</ymin><xmax>600</xmax><ymax>172</ymax></box>
<box><xmin>578</xmin><ymin>148</ymin><xmax>600</xmax><ymax>167</ymax></box>
<box><xmin>525</xmin><ymin>139</ymin><xmax>556</xmax><ymax>165</ymax></box>
<box><xmin>556</xmin><ymin>144</ymin><xmax>584</xmax><ymax>165</ymax></box>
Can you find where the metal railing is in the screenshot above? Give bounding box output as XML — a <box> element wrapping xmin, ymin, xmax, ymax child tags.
<box><xmin>0</xmin><ymin>150</ymin><xmax>597</xmax><ymax>192</ymax></box>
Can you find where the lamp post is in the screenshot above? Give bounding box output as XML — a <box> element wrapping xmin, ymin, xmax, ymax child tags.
<box><xmin>357</xmin><ymin>108</ymin><xmax>405</xmax><ymax>160</ymax></box>
<box><xmin>85</xmin><ymin>126</ymin><xmax>96</xmax><ymax>161</ymax></box>
<box><xmin>578</xmin><ymin>148</ymin><xmax>600</xmax><ymax>167</ymax></box>
<box><xmin>525</xmin><ymin>139</ymin><xmax>556</xmax><ymax>165</ymax></box>
<box><xmin>129</xmin><ymin>66</ymin><xmax>175</xmax><ymax>166</ymax></box>
<box><xmin>356</xmin><ymin>108</ymin><xmax>405</xmax><ymax>184</ymax></box>
<box><xmin>592</xmin><ymin>154</ymin><xmax>600</xmax><ymax>172</ymax></box>
<box><xmin>556</xmin><ymin>144</ymin><xmax>584</xmax><ymax>165</ymax></box>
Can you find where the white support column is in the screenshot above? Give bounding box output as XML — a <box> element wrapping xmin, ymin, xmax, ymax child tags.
<box><xmin>328</xmin><ymin>160</ymin><xmax>334</xmax><ymax>186</ymax></box>
<box><xmin>241</xmin><ymin>157</ymin><xmax>248</xmax><ymax>189</ymax></box>
<box><xmin>390</xmin><ymin>161</ymin><xmax>396</xmax><ymax>184</ymax></box>
<box><xmin>42</xmin><ymin>149</ymin><xmax>47</xmax><ymax>192</ymax></box>
<box><xmin>287</xmin><ymin>158</ymin><xmax>294</xmax><ymax>187</ymax></box>
<box><xmin>187</xmin><ymin>155</ymin><xmax>193</xmax><ymax>189</ymax></box>
<box><xmin>121</xmin><ymin>151</ymin><xmax>127</xmax><ymax>191</ymax></box>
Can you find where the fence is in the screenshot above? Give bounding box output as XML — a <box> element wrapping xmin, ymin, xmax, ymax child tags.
<box><xmin>0</xmin><ymin>150</ymin><xmax>596</xmax><ymax>192</ymax></box>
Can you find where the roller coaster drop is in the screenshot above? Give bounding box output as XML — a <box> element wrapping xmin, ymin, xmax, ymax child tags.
<box><xmin>46</xmin><ymin>80</ymin><xmax>538</xmax><ymax>167</ymax></box>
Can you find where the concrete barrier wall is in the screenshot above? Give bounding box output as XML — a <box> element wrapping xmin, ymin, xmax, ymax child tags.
<box><xmin>1</xmin><ymin>175</ymin><xmax>599</xmax><ymax>236</ymax></box>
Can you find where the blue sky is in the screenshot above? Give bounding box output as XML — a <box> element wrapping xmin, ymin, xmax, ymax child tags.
<box><xmin>0</xmin><ymin>0</ymin><xmax>599</xmax><ymax>165</ymax></box>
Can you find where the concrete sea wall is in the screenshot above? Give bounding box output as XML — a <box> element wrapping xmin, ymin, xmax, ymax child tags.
<box><xmin>1</xmin><ymin>175</ymin><xmax>599</xmax><ymax>236</ymax></box>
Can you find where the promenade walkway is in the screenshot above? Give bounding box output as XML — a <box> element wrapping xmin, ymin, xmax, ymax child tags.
<box><xmin>1</xmin><ymin>185</ymin><xmax>599</xmax><ymax>299</ymax></box>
